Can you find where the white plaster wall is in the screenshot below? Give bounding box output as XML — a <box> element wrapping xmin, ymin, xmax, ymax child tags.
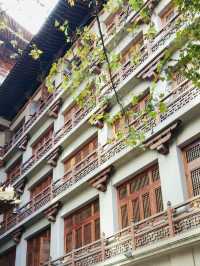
<box><xmin>130</xmin><ymin>245</ymin><xmax>200</xmax><ymax>266</ymax></box>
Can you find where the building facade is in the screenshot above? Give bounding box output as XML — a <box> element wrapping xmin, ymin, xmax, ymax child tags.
<box><xmin>0</xmin><ymin>10</ymin><xmax>32</xmax><ymax>84</ymax></box>
<box><xmin>0</xmin><ymin>0</ymin><xmax>200</xmax><ymax>266</ymax></box>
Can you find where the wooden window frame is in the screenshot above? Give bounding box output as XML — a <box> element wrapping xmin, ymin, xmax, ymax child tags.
<box><xmin>117</xmin><ymin>164</ymin><xmax>163</xmax><ymax>229</ymax></box>
<box><xmin>32</xmin><ymin>126</ymin><xmax>53</xmax><ymax>157</ymax></box>
<box><xmin>0</xmin><ymin>246</ymin><xmax>16</xmax><ymax>266</ymax></box>
<box><xmin>160</xmin><ymin>4</ymin><xmax>175</xmax><ymax>27</ymax></box>
<box><xmin>182</xmin><ymin>139</ymin><xmax>200</xmax><ymax>198</ymax></box>
<box><xmin>64</xmin><ymin>200</ymin><xmax>100</xmax><ymax>252</ymax></box>
<box><xmin>6</xmin><ymin>157</ymin><xmax>22</xmax><ymax>182</ymax></box>
<box><xmin>30</xmin><ymin>172</ymin><xmax>52</xmax><ymax>199</ymax></box>
<box><xmin>63</xmin><ymin>137</ymin><xmax>98</xmax><ymax>177</ymax></box>
<box><xmin>27</xmin><ymin>228</ymin><xmax>50</xmax><ymax>266</ymax></box>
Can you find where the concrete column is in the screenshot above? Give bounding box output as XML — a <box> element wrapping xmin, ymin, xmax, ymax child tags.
<box><xmin>50</xmin><ymin>215</ymin><xmax>64</xmax><ymax>260</ymax></box>
<box><xmin>98</xmin><ymin>123</ymin><xmax>112</xmax><ymax>147</ymax></box>
<box><xmin>53</xmin><ymin>160</ymin><xmax>64</xmax><ymax>182</ymax></box>
<box><xmin>158</xmin><ymin>142</ymin><xmax>187</xmax><ymax>208</ymax></box>
<box><xmin>15</xmin><ymin>238</ymin><xmax>27</xmax><ymax>266</ymax></box>
<box><xmin>99</xmin><ymin>182</ymin><xmax>118</xmax><ymax>237</ymax></box>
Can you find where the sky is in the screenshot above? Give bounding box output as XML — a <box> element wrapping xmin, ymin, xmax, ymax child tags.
<box><xmin>0</xmin><ymin>0</ymin><xmax>59</xmax><ymax>34</ymax></box>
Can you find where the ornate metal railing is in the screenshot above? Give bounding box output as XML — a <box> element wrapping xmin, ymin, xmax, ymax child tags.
<box><xmin>44</xmin><ymin>196</ymin><xmax>200</xmax><ymax>266</ymax></box>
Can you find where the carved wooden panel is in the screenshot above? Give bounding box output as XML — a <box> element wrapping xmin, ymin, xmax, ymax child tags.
<box><xmin>64</xmin><ymin>200</ymin><xmax>100</xmax><ymax>253</ymax></box>
<box><xmin>27</xmin><ymin>228</ymin><xmax>50</xmax><ymax>266</ymax></box>
<box><xmin>117</xmin><ymin>164</ymin><xmax>163</xmax><ymax>228</ymax></box>
<box><xmin>182</xmin><ymin>139</ymin><xmax>200</xmax><ymax>197</ymax></box>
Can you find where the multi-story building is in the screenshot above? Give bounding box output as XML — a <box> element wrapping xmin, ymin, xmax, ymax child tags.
<box><xmin>0</xmin><ymin>10</ymin><xmax>32</xmax><ymax>84</ymax></box>
<box><xmin>0</xmin><ymin>0</ymin><xmax>200</xmax><ymax>266</ymax></box>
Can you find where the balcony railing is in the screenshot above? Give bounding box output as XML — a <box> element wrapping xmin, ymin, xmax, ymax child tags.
<box><xmin>53</xmin><ymin>149</ymin><xmax>99</xmax><ymax>197</ymax></box>
<box><xmin>43</xmin><ymin>195</ymin><xmax>200</xmax><ymax>266</ymax></box>
<box><xmin>2</xmin><ymin>91</ymin><xmax>60</xmax><ymax>157</ymax></box>
<box><xmin>101</xmin><ymin>14</ymin><xmax>180</xmax><ymax>97</ymax></box>
<box><xmin>0</xmin><ymin>81</ymin><xmax>198</xmax><ymax>236</ymax></box>
<box><xmin>0</xmin><ymin>79</ymin><xmax>198</xmax><ymax>235</ymax></box>
<box><xmin>0</xmin><ymin>12</ymin><xmax>179</xmax><ymax>160</ymax></box>
<box><xmin>0</xmin><ymin>185</ymin><xmax>51</xmax><ymax>234</ymax></box>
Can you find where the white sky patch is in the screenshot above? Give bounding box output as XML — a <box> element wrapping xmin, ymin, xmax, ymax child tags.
<box><xmin>0</xmin><ymin>0</ymin><xmax>59</xmax><ymax>34</ymax></box>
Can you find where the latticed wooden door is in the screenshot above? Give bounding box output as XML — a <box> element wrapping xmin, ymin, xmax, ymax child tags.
<box><xmin>117</xmin><ymin>164</ymin><xmax>163</xmax><ymax>228</ymax></box>
<box><xmin>182</xmin><ymin>139</ymin><xmax>200</xmax><ymax>197</ymax></box>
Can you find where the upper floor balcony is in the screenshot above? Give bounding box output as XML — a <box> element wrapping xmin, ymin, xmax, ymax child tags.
<box><xmin>1</xmin><ymin>84</ymin><xmax>61</xmax><ymax>158</ymax></box>
<box><xmin>0</xmin><ymin>4</ymin><xmax>180</xmax><ymax>161</ymax></box>
<box><xmin>45</xmin><ymin>195</ymin><xmax>200</xmax><ymax>266</ymax></box>
<box><xmin>1</xmin><ymin>76</ymin><xmax>199</xmax><ymax>237</ymax></box>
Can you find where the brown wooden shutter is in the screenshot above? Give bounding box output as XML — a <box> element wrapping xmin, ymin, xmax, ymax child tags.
<box><xmin>121</xmin><ymin>205</ymin><xmax>128</xmax><ymax>229</ymax></box>
<box><xmin>27</xmin><ymin>229</ymin><xmax>50</xmax><ymax>266</ymax></box>
<box><xmin>0</xmin><ymin>247</ymin><xmax>16</xmax><ymax>266</ymax></box>
<box><xmin>64</xmin><ymin>200</ymin><xmax>100</xmax><ymax>252</ymax></box>
<box><xmin>118</xmin><ymin>164</ymin><xmax>163</xmax><ymax>228</ymax></box>
<box><xmin>183</xmin><ymin>139</ymin><xmax>200</xmax><ymax>197</ymax></box>
<box><xmin>39</xmin><ymin>237</ymin><xmax>50</xmax><ymax>265</ymax></box>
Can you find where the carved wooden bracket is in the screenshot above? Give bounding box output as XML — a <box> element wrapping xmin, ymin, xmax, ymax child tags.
<box><xmin>17</xmin><ymin>134</ymin><xmax>29</xmax><ymax>151</ymax></box>
<box><xmin>137</xmin><ymin>52</ymin><xmax>164</xmax><ymax>80</ymax></box>
<box><xmin>11</xmin><ymin>227</ymin><xmax>23</xmax><ymax>243</ymax></box>
<box><xmin>147</xmin><ymin>0</ymin><xmax>159</xmax><ymax>12</ymax></box>
<box><xmin>91</xmin><ymin>102</ymin><xmax>111</xmax><ymax>129</ymax></box>
<box><xmin>44</xmin><ymin>202</ymin><xmax>62</xmax><ymax>222</ymax></box>
<box><xmin>144</xmin><ymin>121</ymin><xmax>181</xmax><ymax>155</ymax></box>
<box><xmin>88</xmin><ymin>166</ymin><xmax>114</xmax><ymax>192</ymax></box>
<box><xmin>14</xmin><ymin>178</ymin><xmax>27</xmax><ymax>196</ymax></box>
<box><xmin>46</xmin><ymin>146</ymin><xmax>62</xmax><ymax>167</ymax></box>
<box><xmin>48</xmin><ymin>98</ymin><xmax>62</xmax><ymax>119</ymax></box>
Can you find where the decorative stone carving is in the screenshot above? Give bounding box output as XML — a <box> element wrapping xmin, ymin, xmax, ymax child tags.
<box><xmin>44</xmin><ymin>202</ymin><xmax>62</xmax><ymax>222</ymax></box>
<box><xmin>46</xmin><ymin>146</ymin><xmax>62</xmax><ymax>167</ymax></box>
<box><xmin>17</xmin><ymin>134</ymin><xmax>29</xmax><ymax>151</ymax></box>
<box><xmin>11</xmin><ymin>227</ymin><xmax>23</xmax><ymax>243</ymax></box>
<box><xmin>48</xmin><ymin>98</ymin><xmax>62</xmax><ymax>119</ymax></box>
<box><xmin>14</xmin><ymin>178</ymin><xmax>27</xmax><ymax>196</ymax></box>
<box><xmin>88</xmin><ymin>166</ymin><xmax>114</xmax><ymax>192</ymax></box>
<box><xmin>144</xmin><ymin>121</ymin><xmax>181</xmax><ymax>155</ymax></box>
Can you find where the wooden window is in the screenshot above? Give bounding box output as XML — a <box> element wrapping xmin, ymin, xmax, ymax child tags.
<box><xmin>129</xmin><ymin>93</ymin><xmax>150</xmax><ymax>126</ymax></box>
<box><xmin>6</xmin><ymin>158</ymin><xmax>22</xmax><ymax>182</ymax></box>
<box><xmin>171</xmin><ymin>72</ymin><xmax>187</xmax><ymax>90</ymax></box>
<box><xmin>0</xmin><ymin>247</ymin><xmax>16</xmax><ymax>266</ymax></box>
<box><xmin>64</xmin><ymin>200</ymin><xmax>100</xmax><ymax>252</ymax></box>
<box><xmin>64</xmin><ymin>104</ymin><xmax>78</xmax><ymax>124</ymax></box>
<box><xmin>112</xmin><ymin>117</ymin><xmax>125</xmax><ymax>138</ymax></box>
<box><xmin>64</xmin><ymin>137</ymin><xmax>98</xmax><ymax>177</ymax></box>
<box><xmin>27</xmin><ymin>229</ymin><xmax>50</xmax><ymax>266</ymax></box>
<box><xmin>182</xmin><ymin>139</ymin><xmax>200</xmax><ymax>197</ymax></box>
<box><xmin>160</xmin><ymin>5</ymin><xmax>175</xmax><ymax>26</ymax></box>
<box><xmin>30</xmin><ymin>174</ymin><xmax>52</xmax><ymax>199</ymax></box>
<box><xmin>117</xmin><ymin>164</ymin><xmax>163</xmax><ymax>228</ymax></box>
<box><xmin>121</xmin><ymin>36</ymin><xmax>144</xmax><ymax>65</ymax></box>
<box><xmin>32</xmin><ymin>127</ymin><xmax>53</xmax><ymax>157</ymax></box>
